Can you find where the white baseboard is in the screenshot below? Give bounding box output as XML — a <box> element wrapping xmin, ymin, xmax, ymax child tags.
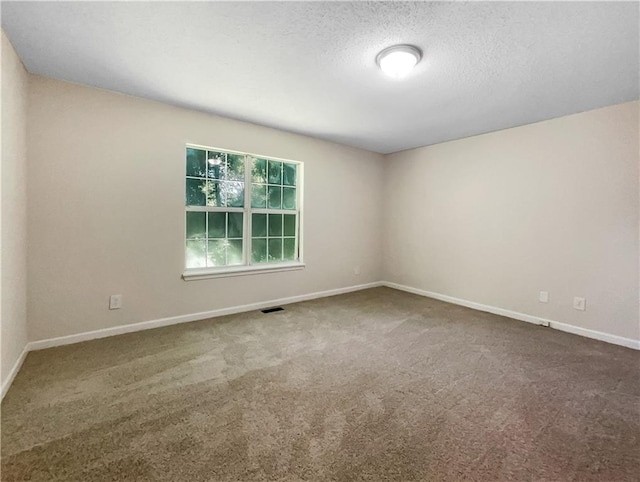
<box><xmin>382</xmin><ymin>281</ymin><xmax>640</xmax><ymax>350</ymax></box>
<box><xmin>5</xmin><ymin>279</ymin><xmax>637</xmax><ymax>399</ymax></box>
<box><xmin>28</xmin><ymin>281</ymin><xmax>384</xmax><ymax>351</ymax></box>
<box><xmin>383</xmin><ymin>281</ymin><xmax>554</xmax><ymax>327</ymax></box>
<box><xmin>547</xmin><ymin>320</ymin><xmax>640</xmax><ymax>350</ymax></box>
<box><xmin>1</xmin><ymin>346</ymin><xmax>29</xmax><ymax>400</ymax></box>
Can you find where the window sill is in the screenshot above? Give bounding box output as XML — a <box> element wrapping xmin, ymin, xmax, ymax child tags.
<box><xmin>182</xmin><ymin>262</ymin><xmax>306</xmax><ymax>281</ymax></box>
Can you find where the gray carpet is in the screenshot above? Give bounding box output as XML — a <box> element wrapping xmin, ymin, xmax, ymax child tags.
<box><xmin>2</xmin><ymin>287</ymin><xmax>639</xmax><ymax>481</ymax></box>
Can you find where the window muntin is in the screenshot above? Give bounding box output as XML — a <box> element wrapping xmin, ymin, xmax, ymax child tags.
<box><xmin>185</xmin><ymin>146</ymin><xmax>301</xmax><ymax>271</ymax></box>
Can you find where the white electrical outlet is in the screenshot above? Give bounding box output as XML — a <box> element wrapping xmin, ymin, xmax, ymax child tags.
<box><xmin>354</xmin><ymin>266</ymin><xmax>361</xmax><ymax>275</ymax></box>
<box><xmin>109</xmin><ymin>294</ymin><xmax>123</xmax><ymax>310</ymax></box>
<box><xmin>573</xmin><ymin>297</ymin><xmax>586</xmax><ymax>311</ymax></box>
<box><xmin>539</xmin><ymin>291</ymin><xmax>549</xmax><ymax>303</ymax></box>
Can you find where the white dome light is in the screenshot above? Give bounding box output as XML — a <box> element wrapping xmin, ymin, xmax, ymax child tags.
<box><xmin>376</xmin><ymin>45</ymin><xmax>422</xmax><ymax>79</ymax></box>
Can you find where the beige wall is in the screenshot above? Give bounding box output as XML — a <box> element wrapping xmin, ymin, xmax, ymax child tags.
<box><xmin>27</xmin><ymin>76</ymin><xmax>385</xmax><ymax>341</ymax></box>
<box><xmin>383</xmin><ymin>101</ymin><xmax>640</xmax><ymax>341</ymax></box>
<box><xmin>11</xmin><ymin>59</ymin><xmax>640</xmax><ymax>347</ymax></box>
<box><xmin>1</xmin><ymin>32</ymin><xmax>29</xmax><ymax>387</ymax></box>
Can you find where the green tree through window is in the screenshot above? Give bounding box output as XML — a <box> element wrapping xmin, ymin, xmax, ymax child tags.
<box><xmin>185</xmin><ymin>146</ymin><xmax>301</xmax><ymax>270</ymax></box>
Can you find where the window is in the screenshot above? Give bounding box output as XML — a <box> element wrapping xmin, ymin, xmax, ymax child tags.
<box><xmin>184</xmin><ymin>145</ymin><xmax>303</xmax><ymax>279</ymax></box>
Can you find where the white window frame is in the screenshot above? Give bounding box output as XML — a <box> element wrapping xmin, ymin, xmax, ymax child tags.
<box><xmin>183</xmin><ymin>144</ymin><xmax>304</xmax><ymax>281</ymax></box>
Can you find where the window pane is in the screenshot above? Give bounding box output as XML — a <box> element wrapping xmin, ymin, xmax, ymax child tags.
<box><xmin>225</xmin><ymin>182</ymin><xmax>244</xmax><ymax>207</ymax></box>
<box><xmin>186</xmin><ymin>212</ymin><xmax>206</xmax><ymax>239</ymax></box>
<box><xmin>187</xmin><ymin>148</ymin><xmax>301</xmax><ymax>270</ymax></box>
<box><xmin>268</xmin><ymin>186</ymin><xmax>282</xmax><ymax>209</ymax></box>
<box><xmin>207</xmin><ymin>240</ymin><xmax>226</xmax><ymax>266</ymax></box>
<box><xmin>283</xmin><ymin>187</ymin><xmax>296</xmax><ymax>210</ymax></box>
<box><xmin>283</xmin><ymin>214</ymin><xmax>296</xmax><ymax>237</ymax></box>
<box><xmin>226</xmin><ymin>154</ymin><xmax>245</xmax><ymax>181</ymax></box>
<box><xmin>268</xmin><ymin>238</ymin><xmax>283</xmax><ymax>261</ymax></box>
<box><xmin>268</xmin><ymin>160</ymin><xmax>282</xmax><ymax>184</ymax></box>
<box><xmin>283</xmin><ymin>238</ymin><xmax>296</xmax><ymax>261</ymax></box>
<box><xmin>186</xmin><ymin>240</ymin><xmax>206</xmax><ymax>268</ymax></box>
<box><xmin>227</xmin><ymin>240</ymin><xmax>243</xmax><ymax>265</ymax></box>
<box><xmin>251</xmin><ymin>184</ymin><xmax>266</xmax><ymax>208</ymax></box>
<box><xmin>186</xmin><ymin>178</ymin><xmax>207</xmax><ymax>206</ymax></box>
<box><xmin>228</xmin><ymin>212</ymin><xmax>243</xmax><ymax>238</ymax></box>
<box><xmin>283</xmin><ymin>163</ymin><xmax>297</xmax><ymax>186</ymax></box>
<box><xmin>252</xmin><ymin>238</ymin><xmax>267</xmax><ymax>263</ymax></box>
<box><xmin>208</xmin><ymin>212</ymin><xmax>226</xmax><ymax>238</ymax></box>
<box><xmin>268</xmin><ymin>214</ymin><xmax>282</xmax><ymax>236</ymax></box>
<box><xmin>186</xmin><ymin>148</ymin><xmax>206</xmax><ymax>178</ymax></box>
<box><xmin>207</xmin><ymin>151</ymin><xmax>225</xmax><ymax>180</ymax></box>
<box><xmin>252</xmin><ymin>158</ymin><xmax>267</xmax><ymax>183</ymax></box>
<box><xmin>207</xmin><ymin>181</ymin><xmax>224</xmax><ymax>207</ymax></box>
<box><xmin>252</xmin><ymin>213</ymin><xmax>267</xmax><ymax>237</ymax></box>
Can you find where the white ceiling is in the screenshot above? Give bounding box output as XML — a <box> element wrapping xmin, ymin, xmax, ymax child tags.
<box><xmin>2</xmin><ymin>1</ymin><xmax>638</xmax><ymax>154</ymax></box>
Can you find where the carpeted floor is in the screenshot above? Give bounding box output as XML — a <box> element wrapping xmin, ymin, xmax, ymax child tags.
<box><xmin>2</xmin><ymin>287</ymin><xmax>639</xmax><ymax>481</ymax></box>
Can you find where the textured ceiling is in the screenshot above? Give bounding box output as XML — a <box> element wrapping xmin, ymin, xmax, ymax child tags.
<box><xmin>2</xmin><ymin>1</ymin><xmax>638</xmax><ymax>154</ymax></box>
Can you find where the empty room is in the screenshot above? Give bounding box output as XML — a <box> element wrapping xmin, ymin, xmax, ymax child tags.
<box><xmin>1</xmin><ymin>1</ymin><xmax>639</xmax><ymax>480</ymax></box>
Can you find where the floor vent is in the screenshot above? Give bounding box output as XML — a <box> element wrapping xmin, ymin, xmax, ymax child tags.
<box><xmin>261</xmin><ymin>307</ymin><xmax>284</xmax><ymax>314</ymax></box>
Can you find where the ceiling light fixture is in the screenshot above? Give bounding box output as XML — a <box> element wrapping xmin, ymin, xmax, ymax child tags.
<box><xmin>376</xmin><ymin>45</ymin><xmax>422</xmax><ymax>79</ymax></box>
